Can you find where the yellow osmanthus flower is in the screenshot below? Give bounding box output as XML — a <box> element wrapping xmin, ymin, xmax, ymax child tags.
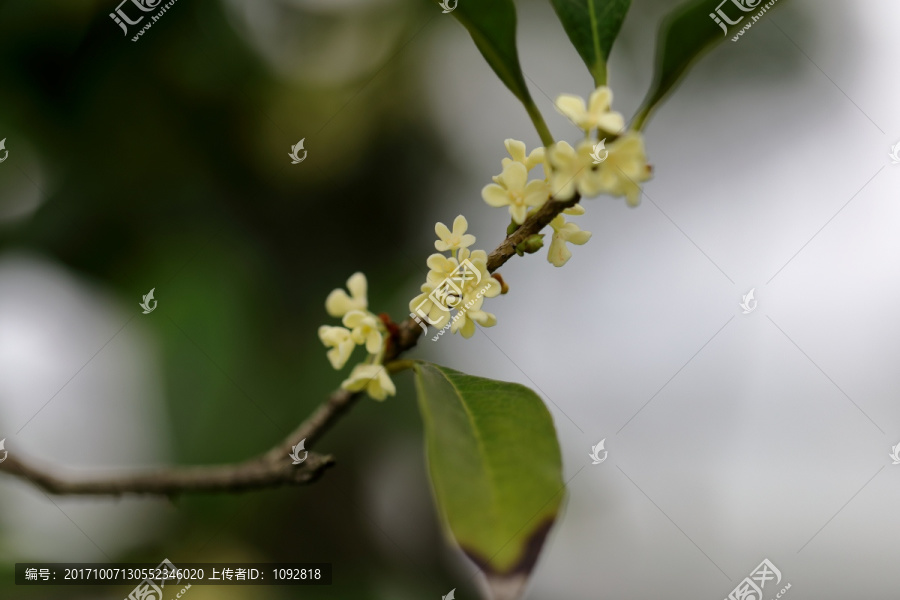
<box><xmin>341</xmin><ymin>364</ymin><xmax>396</xmax><ymax>401</ymax></box>
<box><xmin>425</xmin><ymin>253</ymin><xmax>462</xmax><ymax>288</ymax></box>
<box><xmin>593</xmin><ymin>132</ymin><xmax>652</xmax><ymax>207</ymax></box>
<box><xmin>501</xmin><ymin>138</ymin><xmax>545</xmax><ymax>172</ymax></box>
<box><xmin>325</xmin><ymin>272</ymin><xmax>368</xmax><ymax>318</ymax></box>
<box><xmin>342</xmin><ymin>310</ymin><xmax>384</xmax><ymax>354</ymax></box>
<box><xmin>320</xmin><ymin>272</ymin><xmax>394</xmax><ymax>401</ymax></box>
<box><xmin>546</xmin><ymin>140</ymin><xmax>604</xmax><ymax>200</ymax></box>
<box><xmin>318</xmin><ymin>325</ymin><xmax>355</xmax><ymax>370</ymax></box>
<box><xmin>482</xmin><ymin>161</ymin><xmax>550</xmax><ymax>224</ymax></box>
<box><xmin>547</xmin><ymin>215</ymin><xmax>592</xmax><ymax>267</ymax></box>
<box><xmin>555</xmin><ymin>86</ymin><xmax>625</xmax><ymax>135</ymax></box>
<box><xmin>409</xmin><ymin>282</ymin><xmax>452</xmax><ymax>329</ymax></box>
<box><xmin>547</xmin><ymin>134</ymin><xmax>651</xmax><ymax>205</ymax></box>
<box><xmin>434</xmin><ymin>215</ymin><xmax>476</xmax><ymax>253</ymax></box>
<box><xmin>410</xmin><ymin>222</ymin><xmax>500</xmax><ymax>339</ymax></box>
<box><xmin>457</xmin><ymin>248</ymin><xmax>499</xmax><ymax>300</ymax></box>
<box><xmin>450</xmin><ymin>294</ymin><xmax>497</xmax><ymax>338</ymax></box>
<box><xmin>422</xmin><ymin>249</ymin><xmax>497</xmax><ymax>312</ymax></box>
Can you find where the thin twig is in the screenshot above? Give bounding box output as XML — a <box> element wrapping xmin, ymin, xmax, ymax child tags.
<box><xmin>0</xmin><ymin>196</ymin><xmax>580</xmax><ymax>497</ymax></box>
<box><xmin>0</xmin><ymin>452</ymin><xmax>335</xmax><ymax>496</ymax></box>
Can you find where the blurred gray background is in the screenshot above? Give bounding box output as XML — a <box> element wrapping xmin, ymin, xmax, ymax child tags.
<box><xmin>1</xmin><ymin>0</ymin><xmax>899</xmax><ymax>598</ymax></box>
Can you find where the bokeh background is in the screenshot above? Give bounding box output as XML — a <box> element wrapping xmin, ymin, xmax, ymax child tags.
<box><xmin>2</xmin><ymin>0</ymin><xmax>900</xmax><ymax>598</ymax></box>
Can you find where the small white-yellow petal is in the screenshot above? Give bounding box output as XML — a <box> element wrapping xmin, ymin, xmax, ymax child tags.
<box><xmin>470</xmin><ymin>310</ymin><xmax>497</xmax><ymax>328</ymax></box>
<box><xmin>525</xmin><ymin>147</ymin><xmax>546</xmax><ymax>170</ymax></box>
<box><xmin>587</xmin><ymin>86</ymin><xmax>613</xmax><ymax>115</ymax></box>
<box><xmin>346</xmin><ymin>272</ymin><xmax>367</xmax><ymax>301</ymax></box>
<box><xmin>596</xmin><ymin>111</ymin><xmax>625</xmax><ymax>134</ymax></box>
<box><xmin>548</xmin><ymin>237</ymin><xmax>573</xmax><ymax>267</ymax></box>
<box><xmin>504</xmin><ymin>138</ymin><xmax>527</xmax><ymax>163</ymax></box>
<box><xmin>451</xmin><ymin>214</ymin><xmax>468</xmax><ymax>236</ymax></box>
<box><xmin>500</xmin><ymin>161</ymin><xmax>528</xmax><ymax>190</ymax></box>
<box><xmin>509</xmin><ymin>204</ymin><xmax>529</xmax><ymax>225</ymax></box>
<box><xmin>555</xmin><ymin>94</ymin><xmax>588</xmax><ymax>124</ymax></box>
<box><xmin>341</xmin><ymin>310</ymin><xmax>367</xmax><ymax>329</ymax></box>
<box><xmin>523</xmin><ymin>180</ymin><xmax>550</xmax><ymax>207</ymax></box>
<box><xmin>435</xmin><ymin>221</ymin><xmax>452</xmax><ymax>240</ymax></box>
<box><xmin>565</xmin><ymin>228</ymin><xmax>592</xmax><ymax>246</ymax></box>
<box><xmin>482</xmin><ymin>183</ymin><xmax>511</xmax><ymax>207</ymax></box>
<box><xmin>372</xmin><ymin>369</ymin><xmax>396</xmax><ymax>400</ymax></box>
<box><xmin>549</xmin><ymin>174</ymin><xmax>577</xmax><ymax>201</ymax></box>
<box><xmin>365</xmin><ymin>329</ymin><xmax>383</xmax><ymax>354</ymax></box>
<box><xmin>325</xmin><ymin>289</ymin><xmax>354</xmax><ymax>318</ymax></box>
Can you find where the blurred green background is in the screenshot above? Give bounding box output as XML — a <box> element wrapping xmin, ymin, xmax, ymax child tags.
<box><xmin>1</xmin><ymin>0</ymin><xmax>864</xmax><ymax>599</ymax></box>
<box><xmin>0</xmin><ymin>0</ymin><xmax>454</xmax><ymax>598</ymax></box>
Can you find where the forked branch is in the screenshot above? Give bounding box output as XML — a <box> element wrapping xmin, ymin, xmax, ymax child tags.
<box><xmin>0</xmin><ymin>195</ymin><xmax>580</xmax><ymax>497</ymax></box>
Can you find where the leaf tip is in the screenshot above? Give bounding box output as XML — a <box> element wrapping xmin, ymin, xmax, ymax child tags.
<box><xmin>462</xmin><ymin>516</ymin><xmax>556</xmax><ymax>598</ymax></box>
<box><xmin>484</xmin><ymin>573</ymin><xmax>529</xmax><ymax>600</ymax></box>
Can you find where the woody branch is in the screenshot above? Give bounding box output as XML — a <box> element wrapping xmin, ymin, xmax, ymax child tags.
<box><xmin>0</xmin><ymin>194</ymin><xmax>580</xmax><ymax>497</ymax></box>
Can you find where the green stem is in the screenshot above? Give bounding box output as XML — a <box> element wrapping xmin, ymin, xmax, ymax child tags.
<box><xmin>385</xmin><ymin>359</ymin><xmax>417</xmax><ymax>374</ymax></box>
<box><xmin>524</xmin><ymin>100</ymin><xmax>554</xmax><ymax>147</ymax></box>
<box><xmin>592</xmin><ymin>61</ymin><xmax>607</xmax><ymax>88</ymax></box>
<box><xmin>631</xmin><ymin>104</ymin><xmax>651</xmax><ymax>132</ymax></box>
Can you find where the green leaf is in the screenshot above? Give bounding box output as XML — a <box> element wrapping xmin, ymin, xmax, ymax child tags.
<box><xmin>549</xmin><ymin>0</ymin><xmax>632</xmax><ymax>87</ymax></box>
<box><xmin>450</xmin><ymin>0</ymin><xmax>553</xmax><ymax>145</ymax></box>
<box><xmin>633</xmin><ymin>0</ymin><xmax>734</xmax><ymax>129</ymax></box>
<box><xmin>413</xmin><ymin>362</ymin><xmax>564</xmax><ymax>597</ymax></box>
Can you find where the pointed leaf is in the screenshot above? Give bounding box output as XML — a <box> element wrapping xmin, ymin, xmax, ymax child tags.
<box><xmin>633</xmin><ymin>0</ymin><xmax>789</xmax><ymax>129</ymax></box>
<box><xmin>633</xmin><ymin>0</ymin><xmax>723</xmax><ymax>128</ymax></box>
<box><xmin>450</xmin><ymin>0</ymin><xmax>553</xmax><ymax>145</ymax></box>
<box><xmin>413</xmin><ymin>362</ymin><xmax>564</xmax><ymax>596</ymax></box>
<box><xmin>549</xmin><ymin>0</ymin><xmax>632</xmax><ymax>86</ymax></box>
<box><xmin>450</xmin><ymin>0</ymin><xmax>529</xmax><ymax>105</ymax></box>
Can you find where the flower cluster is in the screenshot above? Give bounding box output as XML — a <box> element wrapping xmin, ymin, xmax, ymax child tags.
<box><xmin>319</xmin><ymin>273</ymin><xmax>395</xmax><ymax>400</ymax></box>
<box><xmin>409</xmin><ymin>215</ymin><xmax>501</xmax><ymax>339</ymax></box>
<box><xmin>480</xmin><ymin>85</ymin><xmax>651</xmax><ymax>267</ymax></box>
